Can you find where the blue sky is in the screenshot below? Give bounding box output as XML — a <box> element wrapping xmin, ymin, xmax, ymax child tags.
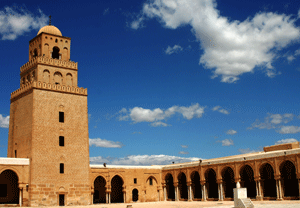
<box><xmin>1</xmin><ymin>0</ymin><xmax>300</xmax><ymax>165</ymax></box>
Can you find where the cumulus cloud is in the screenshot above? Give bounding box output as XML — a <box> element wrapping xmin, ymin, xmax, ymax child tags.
<box><xmin>0</xmin><ymin>114</ymin><xmax>9</xmax><ymax>128</ymax></box>
<box><xmin>249</xmin><ymin>113</ymin><xmax>294</xmax><ymax>130</ymax></box>
<box><xmin>165</xmin><ymin>44</ymin><xmax>183</xmax><ymax>54</ymax></box>
<box><xmin>226</xmin><ymin>129</ymin><xmax>237</xmax><ymax>135</ymax></box>
<box><xmin>131</xmin><ymin>0</ymin><xmax>300</xmax><ymax>83</ymax></box>
<box><xmin>0</xmin><ymin>6</ymin><xmax>48</xmax><ymax>40</ymax></box>
<box><xmin>119</xmin><ymin>103</ymin><xmax>205</xmax><ymax>126</ymax></box>
<box><xmin>275</xmin><ymin>138</ymin><xmax>298</xmax><ymax>144</ymax></box>
<box><xmin>218</xmin><ymin>139</ymin><xmax>234</xmax><ymax>146</ymax></box>
<box><xmin>278</xmin><ymin>126</ymin><xmax>300</xmax><ymax>134</ymax></box>
<box><xmin>90</xmin><ymin>154</ymin><xmax>200</xmax><ymax>165</ymax></box>
<box><xmin>212</xmin><ymin>106</ymin><xmax>229</xmax><ymax>114</ymax></box>
<box><xmin>89</xmin><ymin>138</ymin><xmax>124</xmax><ymax>148</ymax></box>
<box><xmin>181</xmin><ymin>145</ymin><xmax>188</xmax><ymax>148</ymax></box>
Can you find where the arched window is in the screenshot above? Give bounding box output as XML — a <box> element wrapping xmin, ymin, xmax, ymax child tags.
<box><xmin>33</xmin><ymin>49</ymin><xmax>38</xmax><ymax>58</ymax></box>
<box><xmin>52</xmin><ymin>47</ymin><xmax>60</xmax><ymax>59</ymax></box>
<box><xmin>27</xmin><ymin>74</ymin><xmax>31</xmax><ymax>82</ymax></box>
<box><xmin>54</xmin><ymin>72</ymin><xmax>63</xmax><ymax>85</ymax></box>
<box><xmin>66</xmin><ymin>73</ymin><xmax>72</xmax><ymax>86</ymax></box>
<box><xmin>43</xmin><ymin>70</ymin><xmax>50</xmax><ymax>83</ymax></box>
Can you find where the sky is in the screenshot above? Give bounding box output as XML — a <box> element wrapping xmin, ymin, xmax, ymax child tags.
<box><xmin>1</xmin><ymin>0</ymin><xmax>300</xmax><ymax>166</ymax></box>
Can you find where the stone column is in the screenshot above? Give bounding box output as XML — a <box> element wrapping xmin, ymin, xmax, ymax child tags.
<box><xmin>163</xmin><ymin>186</ymin><xmax>167</xmax><ymax>201</ymax></box>
<box><xmin>202</xmin><ymin>183</ymin><xmax>207</xmax><ymax>201</ymax></box>
<box><xmin>220</xmin><ymin>183</ymin><xmax>224</xmax><ymax>201</ymax></box>
<box><xmin>19</xmin><ymin>188</ymin><xmax>22</xmax><ymax>207</ymax></box>
<box><xmin>188</xmin><ymin>185</ymin><xmax>193</xmax><ymax>201</ymax></box>
<box><xmin>106</xmin><ymin>193</ymin><xmax>108</xmax><ymax>203</ymax></box>
<box><xmin>123</xmin><ymin>191</ymin><xmax>126</xmax><ymax>203</ymax></box>
<box><xmin>278</xmin><ymin>179</ymin><xmax>283</xmax><ymax>200</ymax></box>
<box><xmin>275</xmin><ymin>177</ymin><xmax>283</xmax><ymax>201</ymax></box>
<box><xmin>255</xmin><ymin>178</ymin><xmax>263</xmax><ymax>201</ymax></box>
<box><xmin>108</xmin><ymin>192</ymin><xmax>111</xmax><ymax>203</ymax></box>
<box><xmin>157</xmin><ymin>190</ymin><xmax>160</xmax><ymax>201</ymax></box>
<box><xmin>176</xmin><ymin>186</ymin><xmax>179</xmax><ymax>201</ymax></box>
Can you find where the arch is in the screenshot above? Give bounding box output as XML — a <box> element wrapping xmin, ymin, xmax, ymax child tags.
<box><xmin>240</xmin><ymin>165</ymin><xmax>256</xmax><ymax>198</ymax></box>
<box><xmin>0</xmin><ymin>170</ymin><xmax>19</xmax><ymax>204</ymax></box>
<box><xmin>221</xmin><ymin>167</ymin><xmax>235</xmax><ymax>198</ymax></box>
<box><xmin>205</xmin><ymin>168</ymin><xmax>218</xmax><ymax>199</ymax></box>
<box><xmin>191</xmin><ymin>171</ymin><xmax>202</xmax><ymax>200</ymax></box>
<box><xmin>280</xmin><ymin>160</ymin><xmax>299</xmax><ymax>198</ymax></box>
<box><xmin>66</xmin><ymin>73</ymin><xmax>72</xmax><ymax>86</ymax></box>
<box><xmin>27</xmin><ymin>74</ymin><xmax>31</xmax><ymax>83</ymax></box>
<box><xmin>43</xmin><ymin>70</ymin><xmax>50</xmax><ymax>83</ymax></box>
<box><xmin>260</xmin><ymin>163</ymin><xmax>276</xmax><ymax>198</ymax></box>
<box><xmin>178</xmin><ymin>172</ymin><xmax>188</xmax><ymax>200</ymax></box>
<box><xmin>54</xmin><ymin>71</ymin><xmax>63</xmax><ymax>85</ymax></box>
<box><xmin>165</xmin><ymin>173</ymin><xmax>175</xmax><ymax>201</ymax></box>
<box><xmin>52</xmin><ymin>46</ymin><xmax>60</xmax><ymax>59</ymax></box>
<box><xmin>146</xmin><ymin>176</ymin><xmax>157</xmax><ymax>185</ymax></box>
<box><xmin>93</xmin><ymin>176</ymin><xmax>106</xmax><ymax>204</ymax></box>
<box><xmin>44</xmin><ymin>44</ymin><xmax>49</xmax><ymax>57</ymax></box>
<box><xmin>132</xmin><ymin>189</ymin><xmax>138</xmax><ymax>202</ymax></box>
<box><xmin>63</xmin><ymin>47</ymin><xmax>69</xmax><ymax>60</ymax></box>
<box><xmin>111</xmin><ymin>175</ymin><xmax>123</xmax><ymax>203</ymax></box>
<box><xmin>33</xmin><ymin>48</ymin><xmax>38</xmax><ymax>58</ymax></box>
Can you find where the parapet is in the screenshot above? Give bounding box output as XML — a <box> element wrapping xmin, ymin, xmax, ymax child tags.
<box><xmin>20</xmin><ymin>56</ymin><xmax>78</xmax><ymax>74</ymax></box>
<box><xmin>11</xmin><ymin>81</ymin><xmax>87</xmax><ymax>101</ymax></box>
<box><xmin>264</xmin><ymin>141</ymin><xmax>299</xmax><ymax>152</ymax></box>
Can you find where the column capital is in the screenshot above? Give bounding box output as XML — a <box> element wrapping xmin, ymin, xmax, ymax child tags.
<box><xmin>217</xmin><ymin>179</ymin><xmax>223</xmax><ymax>184</ymax></box>
<box><xmin>254</xmin><ymin>176</ymin><xmax>261</xmax><ymax>181</ymax></box>
<box><xmin>187</xmin><ymin>181</ymin><xmax>192</xmax><ymax>186</ymax></box>
<box><xmin>274</xmin><ymin>175</ymin><xmax>281</xmax><ymax>180</ymax></box>
<box><xmin>200</xmin><ymin>180</ymin><xmax>206</xmax><ymax>185</ymax></box>
<box><xmin>173</xmin><ymin>182</ymin><xmax>179</xmax><ymax>187</ymax></box>
<box><xmin>234</xmin><ymin>177</ymin><xmax>241</xmax><ymax>183</ymax></box>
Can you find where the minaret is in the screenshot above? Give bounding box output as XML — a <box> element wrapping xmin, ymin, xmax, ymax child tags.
<box><xmin>7</xmin><ymin>18</ymin><xmax>91</xmax><ymax>206</ymax></box>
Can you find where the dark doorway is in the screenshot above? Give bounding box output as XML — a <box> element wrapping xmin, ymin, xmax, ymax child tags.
<box><xmin>222</xmin><ymin>167</ymin><xmax>235</xmax><ymax>198</ymax></box>
<box><xmin>260</xmin><ymin>163</ymin><xmax>276</xmax><ymax>198</ymax></box>
<box><xmin>0</xmin><ymin>170</ymin><xmax>19</xmax><ymax>204</ymax></box>
<box><xmin>59</xmin><ymin>194</ymin><xmax>64</xmax><ymax>206</ymax></box>
<box><xmin>178</xmin><ymin>172</ymin><xmax>188</xmax><ymax>200</ymax></box>
<box><xmin>240</xmin><ymin>165</ymin><xmax>256</xmax><ymax>198</ymax></box>
<box><xmin>111</xmin><ymin>175</ymin><xmax>124</xmax><ymax>203</ymax></box>
<box><xmin>280</xmin><ymin>160</ymin><xmax>299</xmax><ymax>198</ymax></box>
<box><xmin>52</xmin><ymin>47</ymin><xmax>60</xmax><ymax>59</ymax></box>
<box><xmin>191</xmin><ymin>171</ymin><xmax>202</xmax><ymax>200</ymax></box>
<box><xmin>205</xmin><ymin>169</ymin><xmax>218</xmax><ymax>199</ymax></box>
<box><xmin>132</xmin><ymin>189</ymin><xmax>138</xmax><ymax>202</ymax></box>
<box><xmin>94</xmin><ymin>176</ymin><xmax>106</xmax><ymax>203</ymax></box>
<box><xmin>165</xmin><ymin>174</ymin><xmax>175</xmax><ymax>201</ymax></box>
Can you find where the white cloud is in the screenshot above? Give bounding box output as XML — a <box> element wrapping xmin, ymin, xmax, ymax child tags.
<box><xmin>0</xmin><ymin>114</ymin><xmax>9</xmax><ymax>128</ymax></box>
<box><xmin>212</xmin><ymin>106</ymin><xmax>229</xmax><ymax>114</ymax></box>
<box><xmin>120</xmin><ymin>103</ymin><xmax>205</xmax><ymax>126</ymax></box>
<box><xmin>90</xmin><ymin>154</ymin><xmax>201</xmax><ymax>165</ymax></box>
<box><xmin>238</xmin><ymin>148</ymin><xmax>256</xmax><ymax>154</ymax></box>
<box><xmin>165</xmin><ymin>44</ymin><xmax>183</xmax><ymax>54</ymax></box>
<box><xmin>103</xmin><ymin>8</ymin><xmax>109</xmax><ymax>15</ymax></box>
<box><xmin>0</xmin><ymin>6</ymin><xmax>48</xmax><ymax>40</ymax></box>
<box><xmin>278</xmin><ymin>126</ymin><xmax>300</xmax><ymax>134</ymax></box>
<box><xmin>298</xmin><ymin>9</ymin><xmax>300</xmax><ymax>19</ymax></box>
<box><xmin>179</xmin><ymin>151</ymin><xmax>189</xmax><ymax>154</ymax></box>
<box><xmin>89</xmin><ymin>138</ymin><xmax>124</xmax><ymax>148</ymax></box>
<box><xmin>287</xmin><ymin>55</ymin><xmax>295</xmax><ymax>62</ymax></box>
<box><xmin>221</xmin><ymin>139</ymin><xmax>234</xmax><ymax>146</ymax></box>
<box><xmin>131</xmin><ymin>16</ymin><xmax>144</xmax><ymax>29</ymax></box>
<box><xmin>249</xmin><ymin>113</ymin><xmax>294</xmax><ymax>130</ymax></box>
<box><xmin>226</xmin><ymin>129</ymin><xmax>237</xmax><ymax>135</ymax></box>
<box><xmin>181</xmin><ymin>145</ymin><xmax>188</xmax><ymax>148</ymax></box>
<box><xmin>275</xmin><ymin>138</ymin><xmax>298</xmax><ymax>145</ymax></box>
<box><xmin>132</xmin><ymin>0</ymin><xmax>300</xmax><ymax>83</ymax></box>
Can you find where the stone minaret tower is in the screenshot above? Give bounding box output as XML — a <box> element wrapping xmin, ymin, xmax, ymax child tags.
<box><xmin>7</xmin><ymin>19</ymin><xmax>91</xmax><ymax>206</ymax></box>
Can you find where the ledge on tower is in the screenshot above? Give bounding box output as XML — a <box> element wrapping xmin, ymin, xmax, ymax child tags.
<box><xmin>263</xmin><ymin>141</ymin><xmax>299</xmax><ymax>152</ymax></box>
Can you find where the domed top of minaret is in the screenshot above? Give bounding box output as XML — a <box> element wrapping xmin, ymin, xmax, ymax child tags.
<box><xmin>37</xmin><ymin>15</ymin><xmax>62</xmax><ymax>36</ymax></box>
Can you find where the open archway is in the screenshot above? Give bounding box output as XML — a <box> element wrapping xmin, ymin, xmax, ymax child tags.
<box><xmin>0</xmin><ymin>170</ymin><xmax>19</xmax><ymax>204</ymax></box>
<box><xmin>111</xmin><ymin>175</ymin><xmax>124</xmax><ymax>203</ymax></box>
<box><xmin>240</xmin><ymin>165</ymin><xmax>256</xmax><ymax>198</ymax></box>
<box><xmin>222</xmin><ymin>167</ymin><xmax>235</xmax><ymax>199</ymax></box>
<box><xmin>165</xmin><ymin>174</ymin><xmax>175</xmax><ymax>201</ymax></box>
<box><xmin>205</xmin><ymin>169</ymin><xmax>218</xmax><ymax>199</ymax></box>
<box><xmin>191</xmin><ymin>171</ymin><xmax>202</xmax><ymax>200</ymax></box>
<box><xmin>260</xmin><ymin>163</ymin><xmax>276</xmax><ymax>198</ymax></box>
<box><xmin>178</xmin><ymin>172</ymin><xmax>188</xmax><ymax>200</ymax></box>
<box><xmin>52</xmin><ymin>46</ymin><xmax>60</xmax><ymax>59</ymax></box>
<box><xmin>280</xmin><ymin>160</ymin><xmax>299</xmax><ymax>198</ymax></box>
<box><xmin>93</xmin><ymin>176</ymin><xmax>106</xmax><ymax>204</ymax></box>
<box><xmin>132</xmin><ymin>189</ymin><xmax>138</xmax><ymax>202</ymax></box>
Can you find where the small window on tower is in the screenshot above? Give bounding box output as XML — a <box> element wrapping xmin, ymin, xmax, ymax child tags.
<box><xmin>60</xmin><ymin>163</ymin><xmax>64</xmax><ymax>174</ymax></box>
<box><xmin>134</xmin><ymin>178</ymin><xmax>137</xmax><ymax>184</ymax></box>
<box><xmin>59</xmin><ymin>112</ymin><xmax>64</xmax><ymax>123</ymax></box>
<box><xmin>14</xmin><ymin>150</ymin><xmax>17</xmax><ymax>158</ymax></box>
<box><xmin>59</xmin><ymin>136</ymin><xmax>64</xmax><ymax>146</ymax></box>
<box><xmin>52</xmin><ymin>47</ymin><xmax>60</xmax><ymax>59</ymax></box>
<box><xmin>33</xmin><ymin>49</ymin><xmax>38</xmax><ymax>58</ymax></box>
<box><xmin>149</xmin><ymin>178</ymin><xmax>153</xmax><ymax>185</ymax></box>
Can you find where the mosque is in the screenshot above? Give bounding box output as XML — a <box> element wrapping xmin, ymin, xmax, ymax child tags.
<box><xmin>0</xmin><ymin>22</ymin><xmax>300</xmax><ymax>207</ymax></box>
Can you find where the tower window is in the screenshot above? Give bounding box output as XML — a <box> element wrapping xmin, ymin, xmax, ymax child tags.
<box><xmin>59</xmin><ymin>136</ymin><xmax>64</xmax><ymax>146</ymax></box>
<box><xmin>60</xmin><ymin>163</ymin><xmax>64</xmax><ymax>173</ymax></box>
<box><xmin>14</xmin><ymin>150</ymin><xmax>17</xmax><ymax>158</ymax></box>
<box><xmin>149</xmin><ymin>178</ymin><xmax>153</xmax><ymax>185</ymax></box>
<box><xmin>134</xmin><ymin>178</ymin><xmax>137</xmax><ymax>184</ymax></box>
<box><xmin>59</xmin><ymin>112</ymin><xmax>64</xmax><ymax>123</ymax></box>
<box><xmin>52</xmin><ymin>47</ymin><xmax>60</xmax><ymax>59</ymax></box>
<box><xmin>33</xmin><ymin>49</ymin><xmax>38</xmax><ymax>58</ymax></box>
<box><xmin>55</xmin><ymin>39</ymin><xmax>58</xmax><ymax>43</ymax></box>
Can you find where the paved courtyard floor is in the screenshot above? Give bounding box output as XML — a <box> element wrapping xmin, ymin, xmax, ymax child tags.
<box><xmin>8</xmin><ymin>200</ymin><xmax>300</xmax><ymax>208</ymax></box>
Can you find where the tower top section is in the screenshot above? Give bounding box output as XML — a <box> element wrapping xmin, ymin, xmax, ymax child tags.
<box><xmin>37</xmin><ymin>25</ymin><xmax>62</xmax><ymax>36</ymax></box>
